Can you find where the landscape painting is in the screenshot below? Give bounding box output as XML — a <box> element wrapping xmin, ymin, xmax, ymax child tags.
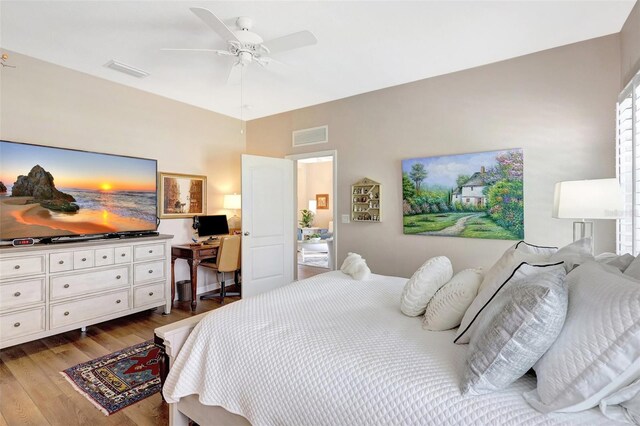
<box><xmin>402</xmin><ymin>149</ymin><xmax>523</xmax><ymax>240</ymax></box>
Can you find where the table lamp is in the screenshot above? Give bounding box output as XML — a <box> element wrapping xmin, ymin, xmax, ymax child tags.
<box><xmin>224</xmin><ymin>194</ymin><xmax>242</xmax><ymax>232</ymax></box>
<box><xmin>552</xmin><ymin>178</ymin><xmax>623</xmax><ymax>251</ymax></box>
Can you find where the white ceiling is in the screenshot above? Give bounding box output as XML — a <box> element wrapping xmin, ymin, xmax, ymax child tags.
<box><xmin>1</xmin><ymin>1</ymin><xmax>636</xmax><ymax>120</ymax></box>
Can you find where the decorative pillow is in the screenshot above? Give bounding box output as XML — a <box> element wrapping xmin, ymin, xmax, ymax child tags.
<box><xmin>476</xmin><ymin>241</ymin><xmax>556</xmax><ymax>293</ymax></box>
<box><xmin>460</xmin><ymin>263</ymin><xmax>567</xmax><ymax>395</ymax></box>
<box><xmin>400</xmin><ymin>256</ymin><xmax>453</xmax><ymax>317</ymax></box>
<box><xmin>455</xmin><ymin>242</ymin><xmax>557</xmax><ymax>344</ymax></box>
<box><xmin>595</xmin><ymin>252</ymin><xmax>635</xmax><ymax>273</ymax></box>
<box><xmin>548</xmin><ymin>237</ymin><xmax>594</xmax><ymax>272</ymax></box>
<box><xmin>599</xmin><ymin>379</ymin><xmax>640</xmax><ymax>424</ymax></box>
<box><xmin>524</xmin><ymin>261</ymin><xmax>640</xmax><ymax>413</ymax></box>
<box><xmin>422</xmin><ymin>268</ymin><xmax>483</xmax><ymax>331</ymax></box>
<box><xmin>625</xmin><ymin>255</ymin><xmax>640</xmax><ymax>281</ymax></box>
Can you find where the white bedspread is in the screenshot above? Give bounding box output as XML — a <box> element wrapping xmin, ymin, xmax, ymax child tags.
<box><xmin>163</xmin><ymin>271</ymin><xmax>615</xmax><ymax>425</ymax></box>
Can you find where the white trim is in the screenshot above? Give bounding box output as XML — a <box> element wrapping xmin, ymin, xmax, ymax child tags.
<box><xmin>286</xmin><ymin>150</ymin><xmax>338</xmax><ymax>277</ymax></box>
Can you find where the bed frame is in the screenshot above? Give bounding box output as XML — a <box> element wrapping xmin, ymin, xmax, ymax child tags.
<box><xmin>154</xmin><ymin>313</ymin><xmax>250</xmax><ymax>426</ymax></box>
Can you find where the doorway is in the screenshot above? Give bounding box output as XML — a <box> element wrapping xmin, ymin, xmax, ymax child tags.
<box><xmin>286</xmin><ymin>150</ymin><xmax>337</xmax><ymax>280</ymax></box>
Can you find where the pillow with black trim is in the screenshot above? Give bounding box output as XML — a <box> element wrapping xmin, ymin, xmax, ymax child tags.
<box><xmin>460</xmin><ymin>262</ymin><xmax>567</xmax><ymax>395</ymax></box>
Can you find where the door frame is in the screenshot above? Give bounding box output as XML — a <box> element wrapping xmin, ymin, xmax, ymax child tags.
<box><xmin>285</xmin><ymin>150</ymin><xmax>338</xmax><ymax>277</ymax></box>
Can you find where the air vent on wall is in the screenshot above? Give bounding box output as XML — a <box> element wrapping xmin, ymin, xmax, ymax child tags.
<box><xmin>104</xmin><ymin>60</ymin><xmax>150</xmax><ymax>78</ymax></box>
<box><xmin>292</xmin><ymin>125</ymin><xmax>328</xmax><ymax>147</ymax></box>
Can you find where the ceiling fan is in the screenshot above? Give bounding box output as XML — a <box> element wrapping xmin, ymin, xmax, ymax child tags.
<box><xmin>163</xmin><ymin>7</ymin><xmax>318</xmax><ymax>83</ymax></box>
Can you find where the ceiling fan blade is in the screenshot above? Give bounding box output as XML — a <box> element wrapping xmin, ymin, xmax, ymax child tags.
<box><xmin>190</xmin><ymin>7</ymin><xmax>239</xmax><ymax>43</ymax></box>
<box><xmin>160</xmin><ymin>48</ymin><xmax>219</xmax><ymax>52</ymax></box>
<box><xmin>262</xmin><ymin>30</ymin><xmax>317</xmax><ymax>55</ymax></box>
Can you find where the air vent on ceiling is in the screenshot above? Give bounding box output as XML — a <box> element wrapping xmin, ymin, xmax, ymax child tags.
<box><xmin>104</xmin><ymin>60</ymin><xmax>150</xmax><ymax>78</ymax></box>
<box><xmin>292</xmin><ymin>125</ymin><xmax>328</xmax><ymax>148</ymax></box>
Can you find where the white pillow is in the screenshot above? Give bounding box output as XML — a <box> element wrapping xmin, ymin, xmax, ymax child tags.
<box><xmin>600</xmin><ymin>379</ymin><xmax>640</xmax><ymax>424</ymax></box>
<box><xmin>596</xmin><ymin>252</ymin><xmax>635</xmax><ymax>273</ymax></box>
<box><xmin>350</xmin><ymin>260</ymin><xmax>371</xmax><ymax>281</ymax></box>
<box><xmin>400</xmin><ymin>256</ymin><xmax>453</xmax><ymax>317</ymax></box>
<box><xmin>340</xmin><ymin>252</ymin><xmax>362</xmax><ymax>274</ymax></box>
<box><xmin>548</xmin><ymin>237</ymin><xmax>594</xmax><ymax>272</ymax></box>
<box><xmin>477</xmin><ymin>241</ymin><xmax>556</xmax><ymax>293</ymax></box>
<box><xmin>422</xmin><ymin>268</ymin><xmax>483</xmax><ymax>331</ymax></box>
<box><xmin>625</xmin><ymin>255</ymin><xmax>640</xmax><ymax>281</ymax></box>
<box><xmin>454</xmin><ymin>242</ymin><xmax>556</xmax><ymax>344</ymax></box>
<box><xmin>461</xmin><ymin>263</ymin><xmax>567</xmax><ymax>395</ymax></box>
<box><xmin>524</xmin><ymin>261</ymin><xmax>640</xmax><ymax>413</ymax></box>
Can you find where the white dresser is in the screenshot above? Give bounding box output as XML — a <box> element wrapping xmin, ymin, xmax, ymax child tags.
<box><xmin>0</xmin><ymin>234</ymin><xmax>173</xmax><ymax>349</ymax></box>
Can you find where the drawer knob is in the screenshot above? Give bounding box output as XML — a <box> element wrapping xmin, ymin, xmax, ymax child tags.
<box><xmin>14</xmin><ymin>322</ymin><xmax>20</xmax><ymax>328</ymax></box>
<box><xmin>81</xmin><ymin>258</ymin><xmax>87</xmax><ymax>262</ymax></box>
<box><xmin>63</xmin><ymin>284</ymin><xmax>70</xmax><ymax>289</ymax></box>
<box><xmin>58</xmin><ymin>260</ymin><xmax>64</xmax><ymax>265</ymax></box>
<box><xmin>14</xmin><ymin>265</ymin><xmax>20</xmax><ymax>270</ymax></box>
<box><xmin>116</xmin><ymin>275</ymin><xmax>121</xmax><ymax>280</ymax></box>
<box><xmin>148</xmin><ymin>269</ymin><xmax>153</xmax><ymax>274</ymax></box>
<box><xmin>102</xmin><ymin>255</ymin><xmax>107</xmax><ymax>259</ymax></box>
<box><xmin>120</xmin><ymin>253</ymin><xmax>126</xmax><ymax>257</ymax></box>
<box><xmin>149</xmin><ymin>292</ymin><xmax>154</xmax><ymax>296</ymax></box>
<box><xmin>116</xmin><ymin>299</ymin><xmax>121</xmax><ymax>304</ymax></box>
<box><xmin>14</xmin><ymin>291</ymin><xmax>21</xmax><ymax>297</ymax></box>
<box><xmin>64</xmin><ymin>311</ymin><xmax>70</xmax><ymax>316</ymax></box>
<box><xmin>148</xmin><ymin>250</ymin><xmax>153</xmax><ymax>253</ymax></box>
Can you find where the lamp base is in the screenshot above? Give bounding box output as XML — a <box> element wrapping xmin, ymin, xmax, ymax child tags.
<box><xmin>573</xmin><ymin>220</ymin><xmax>594</xmax><ymax>253</ymax></box>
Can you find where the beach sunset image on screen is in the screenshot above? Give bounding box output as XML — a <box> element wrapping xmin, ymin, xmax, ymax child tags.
<box><xmin>0</xmin><ymin>141</ymin><xmax>157</xmax><ymax>240</ymax></box>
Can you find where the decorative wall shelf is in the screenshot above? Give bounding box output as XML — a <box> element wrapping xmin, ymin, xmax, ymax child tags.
<box><xmin>351</xmin><ymin>177</ymin><xmax>381</xmax><ymax>222</ymax></box>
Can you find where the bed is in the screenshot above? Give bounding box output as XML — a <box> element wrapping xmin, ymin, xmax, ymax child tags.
<box><xmin>157</xmin><ymin>271</ymin><xmax>617</xmax><ymax>426</ymax></box>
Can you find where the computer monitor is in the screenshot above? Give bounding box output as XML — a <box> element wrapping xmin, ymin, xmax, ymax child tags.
<box><xmin>197</xmin><ymin>215</ymin><xmax>230</xmax><ymax>242</ymax></box>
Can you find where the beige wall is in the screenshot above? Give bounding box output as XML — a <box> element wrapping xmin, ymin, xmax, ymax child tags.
<box><xmin>247</xmin><ymin>35</ymin><xmax>621</xmax><ymax>278</ymax></box>
<box><xmin>0</xmin><ymin>51</ymin><xmax>245</xmax><ymax>291</ymax></box>
<box><xmin>297</xmin><ymin>161</ymin><xmax>333</xmax><ymax>229</ymax></box>
<box><xmin>621</xmin><ymin>1</ymin><xmax>640</xmax><ymax>85</ymax></box>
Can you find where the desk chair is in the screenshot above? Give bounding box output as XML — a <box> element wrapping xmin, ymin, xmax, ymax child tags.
<box><xmin>200</xmin><ymin>235</ymin><xmax>241</xmax><ymax>304</ymax></box>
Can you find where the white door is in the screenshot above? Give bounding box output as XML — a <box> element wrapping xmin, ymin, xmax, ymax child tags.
<box><xmin>241</xmin><ymin>154</ymin><xmax>294</xmax><ymax>298</ymax></box>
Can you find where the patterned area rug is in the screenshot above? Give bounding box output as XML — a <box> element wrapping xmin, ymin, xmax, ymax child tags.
<box><xmin>61</xmin><ymin>340</ymin><xmax>161</xmax><ymax>415</ymax></box>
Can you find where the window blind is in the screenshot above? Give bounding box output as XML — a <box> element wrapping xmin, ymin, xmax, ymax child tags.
<box><xmin>617</xmin><ymin>73</ymin><xmax>640</xmax><ymax>255</ymax></box>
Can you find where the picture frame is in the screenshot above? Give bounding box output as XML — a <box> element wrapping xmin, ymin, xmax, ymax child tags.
<box><xmin>316</xmin><ymin>194</ymin><xmax>329</xmax><ymax>210</ymax></box>
<box><xmin>158</xmin><ymin>172</ymin><xmax>207</xmax><ymax>219</ymax></box>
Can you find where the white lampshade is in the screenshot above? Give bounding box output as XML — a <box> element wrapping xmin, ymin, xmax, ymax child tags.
<box><xmin>553</xmin><ymin>178</ymin><xmax>623</xmax><ymax>219</ymax></box>
<box><xmin>223</xmin><ymin>194</ymin><xmax>241</xmax><ymax>210</ymax></box>
<box><xmin>308</xmin><ymin>200</ymin><xmax>317</xmax><ymax>213</ymax></box>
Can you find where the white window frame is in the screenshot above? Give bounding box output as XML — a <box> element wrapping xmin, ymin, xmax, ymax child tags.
<box><xmin>617</xmin><ymin>71</ymin><xmax>640</xmax><ymax>255</ymax></box>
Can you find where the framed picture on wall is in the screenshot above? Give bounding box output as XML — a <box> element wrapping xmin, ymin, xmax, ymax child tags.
<box><xmin>158</xmin><ymin>172</ymin><xmax>207</xmax><ymax>219</ymax></box>
<box><xmin>316</xmin><ymin>194</ymin><xmax>329</xmax><ymax>209</ymax></box>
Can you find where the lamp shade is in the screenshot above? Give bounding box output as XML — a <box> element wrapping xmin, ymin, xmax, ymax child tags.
<box><xmin>308</xmin><ymin>200</ymin><xmax>317</xmax><ymax>213</ymax></box>
<box><xmin>223</xmin><ymin>194</ymin><xmax>241</xmax><ymax>210</ymax></box>
<box><xmin>553</xmin><ymin>178</ymin><xmax>623</xmax><ymax>219</ymax></box>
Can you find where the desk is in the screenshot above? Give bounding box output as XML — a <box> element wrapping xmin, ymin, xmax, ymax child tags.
<box><xmin>171</xmin><ymin>242</ymin><xmax>219</xmax><ymax>311</ymax></box>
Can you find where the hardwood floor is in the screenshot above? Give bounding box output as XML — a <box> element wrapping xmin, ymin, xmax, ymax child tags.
<box><xmin>0</xmin><ymin>297</ymin><xmax>235</xmax><ymax>426</ymax></box>
<box><xmin>297</xmin><ymin>264</ymin><xmax>329</xmax><ymax>280</ymax></box>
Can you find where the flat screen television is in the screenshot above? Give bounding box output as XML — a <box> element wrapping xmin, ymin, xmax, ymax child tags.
<box><xmin>0</xmin><ymin>140</ymin><xmax>158</xmax><ymax>241</ymax></box>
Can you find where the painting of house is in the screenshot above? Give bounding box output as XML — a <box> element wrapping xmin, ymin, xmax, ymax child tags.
<box><xmin>402</xmin><ymin>149</ymin><xmax>524</xmax><ymax>240</ymax></box>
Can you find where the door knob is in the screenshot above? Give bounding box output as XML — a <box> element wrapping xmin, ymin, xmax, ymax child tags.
<box><xmin>244</xmin><ymin>232</ymin><xmax>250</xmax><ymax>236</ymax></box>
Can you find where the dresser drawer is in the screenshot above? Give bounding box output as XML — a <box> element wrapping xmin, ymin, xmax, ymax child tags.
<box><xmin>0</xmin><ymin>278</ymin><xmax>45</xmax><ymax>311</ymax></box>
<box><xmin>133</xmin><ymin>282</ymin><xmax>165</xmax><ymax>308</ymax></box>
<box><xmin>1</xmin><ymin>307</ymin><xmax>45</xmax><ymax>341</ymax></box>
<box><xmin>50</xmin><ymin>290</ymin><xmax>129</xmax><ymax>329</ymax></box>
<box><xmin>50</xmin><ymin>266</ymin><xmax>130</xmax><ymax>300</ymax></box>
<box><xmin>134</xmin><ymin>244</ymin><xmax>165</xmax><ymax>261</ymax></box>
<box><xmin>0</xmin><ymin>255</ymin><xmax>45</xmax><ymax>279</ymax></box>
<box><xmin>114</xmin><ymin>246</ymin><xmax>132</xmax><ymax>264</ymax></box>
<box><xmin>134</xmin><ymin>261</ymin><xmax>165</xmax><ymax>285</ymax></box>
<box><xmin>50</xmin><ymin>252</ymin><xmax>73</xmax><ymax>273</ymax></box>
<box><xmin>95</xmin><ymin>248</ymin><xmax>114</xmax><ymax>267</ymax></box>
<box><xmin>73</xmin><ymin>250</ymin><xmax>95</xmax><ymax>269</ymax></box>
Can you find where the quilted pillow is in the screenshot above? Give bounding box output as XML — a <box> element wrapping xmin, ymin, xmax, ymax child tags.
<box><xmin>454</xmin><ymin>243</ymin><xmax>557</xmax><ymax>344</ymax></box>
<box><xmin>524</xmin><ymin>261</ymin><xmax>640</xmax><ymax>413</ymax></box>
<box><xmin>625</xmin><ymin>255</ymin><xmax>640</xmax><ymax>281</ymax></box>
<box><xmin>422</xmin><ymin>268</ymin><xmax>483</xmax><ymax>331</ymax></box>
<box><xmin>400</xmin><ymin>256</ymin><xmax>452</xmax><ymax>317</ymax></box>
<box><xmin>461</xmin><ymin>263</ymin><xmax>567</xmax><ymax>395</ymax></box>
<box><xmin>548</xmin><ymin>238</ymin><xmax>594</xmax><ymax>272</ymax></box>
